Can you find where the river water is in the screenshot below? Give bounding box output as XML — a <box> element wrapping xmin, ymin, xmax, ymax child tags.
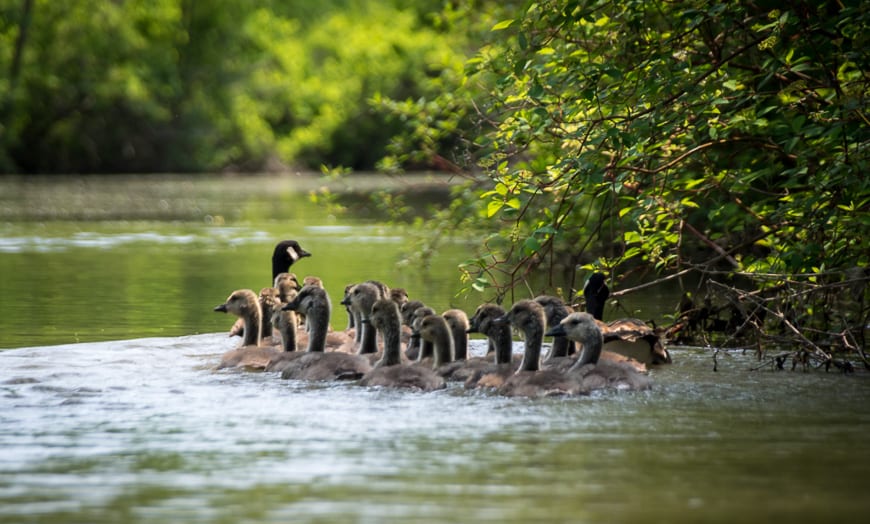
<box><xmin>1</xmin><ymin>174</ymin><xmax>868</xmax><ymax>523</ymax></box>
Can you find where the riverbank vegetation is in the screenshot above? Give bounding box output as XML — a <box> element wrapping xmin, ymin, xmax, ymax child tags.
<box><xmin>1</xmin><ymin>1</ymin><xmax>867</xmax><ymax>363</ymax></box>
<box><xmin>384</xmin><ymin>0</ymin><xmax>870</xmax><ymax>366</ymax></box>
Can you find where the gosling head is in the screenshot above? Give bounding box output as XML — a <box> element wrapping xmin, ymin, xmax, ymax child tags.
<box><xmin>496</xmin><ymin>299</ymin><xmax>546</xmax><ymax>333</ymax></box>
<box><xmin>370</xmin><ymin>297</ymin><xmax>401</xmax><ymax>331</ymax></box>
<box><xmin>214</xmin><ymin>289</ymin><xmax>260</xmax><ymax>317</ymax></box>
<box><xmin>282</xmin><ymin>284</ymin><xmax>329</xmax><ymax>315</ymax></box>
<box><xmin>467</xmin><ymin>303</ymin><xmax>507</xmax><ymax>335</ymax></box>
<box><xmin>546</xmin><ymin>312</ymin><xmax>603</xmax><ymax>347</ymax></box>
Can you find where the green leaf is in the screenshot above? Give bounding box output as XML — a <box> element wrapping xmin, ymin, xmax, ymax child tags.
<box><xmin>492</xmin><ymin>19</ymin><xmax>515</xmax><ymax>31</ymax></box>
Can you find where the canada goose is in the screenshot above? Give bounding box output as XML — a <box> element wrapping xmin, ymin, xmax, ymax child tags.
<box><xmin>401</xmin><ymin>300</ymin><xmax>426</xmax><ymax>359</ymax></box>
<box><xmin>405</xmin><ymin>306</ymin><xmax>435</xmax><ymax>362</ymax></box>
<box><xmin>436</xmin><ymin>309</ymin><xmax>500</xmax><ymax>383</ymax></box>
<box><xmin>340</xmin><ymin>279</ymin><xmax>382</xmax><ymax>341</ymax></box>
<box><xmin>266</xmin><ymin>285</ymin><xmax>371</xmax><ymax>380</ymax></box>
<box><xmin>390</xmin><ymin>288</ymin><xmax>409</xmax><ymax>307</ymax></box>
<box><xmin>302</xmin><ymin>275</ymin><xmax>324</xmax><ymax>288</ymax></box>
<box><xmin>341</xmin><ymin>282</ymin><xmax>382</xmax><ymax>355</ymax></box>
<box><xmin>258</xmin><ymin>287</ymin><xmax>281</xmax><ymax>342</ymax></box>
<box><xmin>272</xmin><ymin>240</ymin><xmax>311</xmax><ymax>280</ymax></box>
<box><xmin>442</xmin><ymin>309</ymin><xmax>469</xmax><ymax>361</ymax></box>
<box><xmin>358</xmin><ymin>298</ymin><xmax>445</xmax><ymax>391</ymax></box>
<box><xmin>270</xmin><ymin>303</ymin><xmax>298</xmax><ymax>352</ymax></box>
<box><xmin>273</xmin><ymin>272</ymin><xmax>300</xmax><ymax>303</ymax></box>
<box><xmin>583</xmin><ymin>273</ymin><xmax>671</xmax><ymax>365</ymax></box>
<box><xmin>534</xmin><ymin>295</ymin><xmax>576</xmax><ymax>359</ymax></box>
<box><xmin>546</xmin><ymin>312</ymin><xmax>652</xmax><ymax>391</ymax></box>
<box><xmin>214</xmin><ymin>289</ymin><xmax>282</xmax><ymax>369</ymax></box>
<box><xmin>415</xmin><ymin>314</ymin><xmax>454</xmax><ymax>368</ymax></box>
<box><xmin>460</xmin><ymin>303</ymin><xmax>519</xmax><ymax>388</ymax></box>
<box><xmin>479</xmin><ymin>300</ymin><xmax>594</xmax><ymax>397</ymax></box>
<box><xmin>467</xmin><ymin>303</ymin><xmax>514</xmax><ymax>365</ymax></box>
<box><xmin>227</xmin><ymin>286</ymin><xmax>282</xmax><ymax>343</ymax></box>
<box><xmin>465</xmin><ymin>300</ymin><xmax>571</xmax><ymax>395</ymax></box>
<box><xmin>498</xmin><ymin>300</ymin><xmax>545</xmax><ymax>372</ymax></box>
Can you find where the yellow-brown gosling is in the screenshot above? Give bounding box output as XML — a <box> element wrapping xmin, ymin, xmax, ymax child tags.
<box><xmin>481</xmin><ymin>300</ymin><xmax>585</xmax><ymax>397</ymax></box>
<box><xmin>546</xmin><ymin>312</ymin><xmax>652</xmax><ymax>392</ymax></box>
<box><xmin>214</xmin><ymin>289</ymin><xmax>281</xmax><ymax>370</ymax></box>
<box><xmin>358</xmin><ymin>298</ymin><xmax>445</xmax><ymax>391</ymax></box>
<box><xmin>341</xmin><ymin>282</ymin><xmax>383</xmax><ymax>358</ymax></box>
<box><xmin>267</xmin><ymin>285</ymin><xmax>371</xmax><ymax>380</ymax></box>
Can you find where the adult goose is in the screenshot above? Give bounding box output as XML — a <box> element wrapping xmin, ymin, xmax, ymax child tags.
<box><xmin>583</xmin><ymin>273</ymin><xmax>671</xmax><ymax>365</ymax></box>
<box><xmin>547</xmin><ymin>312</ymin><xmax>652</xmax><ymax>391</ymax></box>
<box><xmin>272</xmin><ymin>240</ymin><xmax>311</xmax><ymax>280</ymax></box>
<box><xmin>228</xmin><ymin>240</ymin><xmax>310</xmax><ymax>340</ymax></box>
<box><xmin>358</xmin><ymin>298</ymin><xmax>445</xmax><ymax>391</ymax></box>
<box><xmin>266</xmin><ymin>285</ymin><xmax>371</xmax><ymax>380</ymax></box>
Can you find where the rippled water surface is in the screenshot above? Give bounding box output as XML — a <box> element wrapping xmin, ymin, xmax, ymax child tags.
<box><xmin>2</xmin><ymin>337</ymin><xmax>869</xmax><ymax>523</ymax></box>
<box><xmin>1</xmin><ymin>174</ymin><xmax>868</xmax><ymax>523</ymax></box>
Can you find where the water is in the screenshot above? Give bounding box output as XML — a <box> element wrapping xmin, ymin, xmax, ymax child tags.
<box><xmin>0</xmin><ymin>173</ymin><xmax>475</xmax><ymax>349</ymax></box>
<box><xmin>2</xmin><ymin>337</ymin><xmax>868</xmax><ymax>523</ymax></box>
<box><xmin>1</xmin><ymin>174</ymin><xmax>869</xmax><ymax>523</ymax></box>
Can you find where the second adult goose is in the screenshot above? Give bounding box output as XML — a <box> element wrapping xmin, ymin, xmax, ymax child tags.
<box><xmin>583</xmin><ymin>273</ymin><xmax>671</xmax><ymax>365</ymax></box>
<box><xmin>266</xmin><ymin>285</ymin><xmax>371</xmax><ymax>380</ymax></box>
<box><xmin>358</xmin><ymin>298</ymin><xmax>445</xmax><ymax>391</ymax></box>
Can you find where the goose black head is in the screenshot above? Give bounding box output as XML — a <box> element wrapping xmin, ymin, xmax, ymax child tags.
<box><xmin>583</xmin><ymin>273</ymin><xmax>610</xmax><ymax>321</ymax></box>
<box><xmin>272</xmin><ymin>240</ymin><xmax>311</xmax><ymax>279</ymax></box>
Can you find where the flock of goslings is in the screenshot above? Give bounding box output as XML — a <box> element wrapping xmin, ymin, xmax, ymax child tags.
<box><xmin>212</xmin><ymin>240</ymin><xmax>670</xmax><ymax>397</ymax></box>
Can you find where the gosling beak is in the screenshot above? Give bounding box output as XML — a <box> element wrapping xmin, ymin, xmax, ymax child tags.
<box><xmin>214</xmin><ymin>304</ymin><xmax>228</xmax><ymax>313</ymax></box>
<box><xmin>545</xmin><ymin>324</ymin><xmax>566</xmax><ymax>337</ymax></box>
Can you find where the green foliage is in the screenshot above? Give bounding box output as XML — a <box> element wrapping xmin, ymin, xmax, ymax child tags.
<box><xmin>0</xmin><ymin>0</ymin><xmax>470</xmax><ymax>172</ymax></box>
<box><xmin>381</xmin><ymin>1</ymin><xmax>869</xmax><ymax>351</ymax></box>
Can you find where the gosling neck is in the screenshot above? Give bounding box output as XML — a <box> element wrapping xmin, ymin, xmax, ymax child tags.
<box><xmin>279</xmin><ymin>313</ymin><xmax>297</xmax><ymax>352</ymax></box>
<box><xmin>449</xmin><ymin>324</ymin><xmax>468</xmax><ymax>361</ymax></box>
<box><xmin>518</xmin><ymin>323</ymin><xmax>543</xmax><ymax>372</ymax></box>
<box><xmin>242</xmin><ymin>304</ymin><xmax>262</xmax><ymax>347</ymax></box>
<box><xmin>306</xmin><ymin>302</ymin><xmax>330</xmax><ymax>352</ymax></box>
<box><xmin>570</xmin><ymin>329</ymin><xmax>603</xmax><ymax>369</ymax></box>
<box><xmin>548</xmin><ymin>336</ymin><xmax>573</xmax><ymax>359</ymax></box>
<box><xmin>358</xmin><ymin>318</ymin><xmax>378</xmax><ymax>354</ymax></box>
<box><xmin>376</xmin><ymin>315</ymin><xmax>402</xmax><ymax>367</ymax></box>
<box><xmin>432</xmin><ymin>330</ymin><xmax>454</xmax><ymax>368</ymax></box>
<box><xmin>491</xmin><ymin>325</ymin><xmax>513</xmax><ymax>365</ymax></box>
